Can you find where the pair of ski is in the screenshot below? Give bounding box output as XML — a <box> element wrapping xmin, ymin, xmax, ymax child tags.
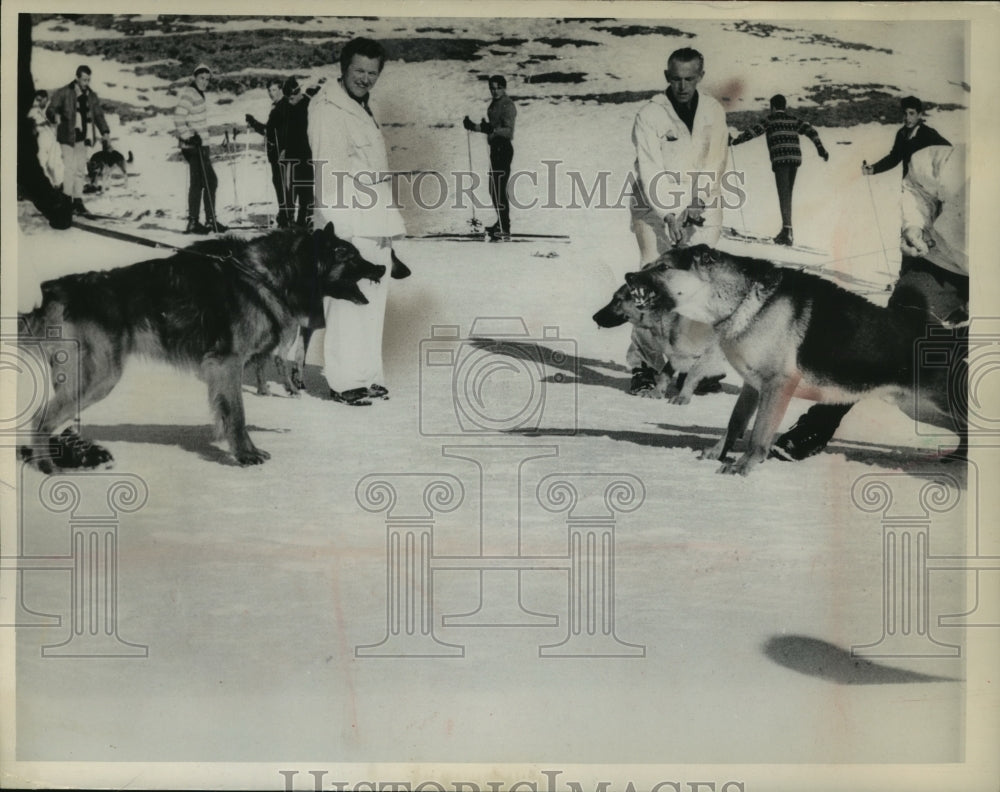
<box><xmin>407</xmin><ymin>231</ymin><xmax>570</xmax><ymax>243</ymax></box>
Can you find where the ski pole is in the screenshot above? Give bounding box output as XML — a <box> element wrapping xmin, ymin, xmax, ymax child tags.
<box><xmin>728</xmin><ymin>141</ymin><xmax>749</xmax><ymax>235</ymax></box>
<box><xmin>862</xmin><ymin>160</ymin><xmax>894</xmax><ymax>281</ymax></box>
<box><xmin>229</xmin><ymin>127</ymin><xmax>241</xmax><ymax>220</ymax></box>
<box><xmin>196</xmin><ymin>141</ymin><xmax>220</xmax><ymax>231</ymax></box>
<box><xmin>466</xmin><ymin>130</ymin><xmax>482</xmax><ymax>233</ymax></box>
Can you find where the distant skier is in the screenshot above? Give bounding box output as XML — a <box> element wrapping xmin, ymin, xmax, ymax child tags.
<box><xmin>463</xmin><ymin>75</ymin><xmax>516</xmax><ymax>241</ymax></box>
<box><xmin>862</xmin><ymin>95</ymin><xmax>950</xmax><ymax>178</ymax></box>
<box><xmin>730</xmin><ymin>94</ymin><xmax>828</xmax><ymax>246</ymax></box>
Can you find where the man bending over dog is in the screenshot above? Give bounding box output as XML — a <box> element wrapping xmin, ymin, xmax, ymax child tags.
<box><xmin>772</xmin><ymin>143</ymin><xmax>968</xmax><ymax>461</ymax></box>
<box><xmin>627</xmin><ymin>47</ymin><xmax>730</xmax><ymax>396</ymax></box>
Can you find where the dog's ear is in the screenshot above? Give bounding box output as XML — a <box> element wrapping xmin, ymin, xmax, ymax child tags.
<box><xmin>690</xmin><ymin>245</ymin><xmax>718</xmax><ymax>273</ymax></box>
<box><xmin>320</xmin><ymin>221</ymin><xmax>337</xmax><ymax>240</ymax></box>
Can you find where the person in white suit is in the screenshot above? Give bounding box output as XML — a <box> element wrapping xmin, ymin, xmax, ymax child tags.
<box><xmin>308</xmin><ymin>37</ymin><xmax>406</xmax><ymax>406</ymax></box>
<box><xmin>627</xmin><ymin>47</ymin><xmax>731</xmax><ymax>396</ymax></box>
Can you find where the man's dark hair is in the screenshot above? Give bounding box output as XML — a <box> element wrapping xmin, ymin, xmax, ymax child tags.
<box><xmin>339</xmin><ymin>37</ymin><xmax>387</xmax><ymax>75</ymax></box>
<box><xmin>489</xmin><ymin>75</ymin><xmax>507</xmax><ymax>89</ymax></box>
<box><xmin>34</xmin><ymin>89</ymin><xmax>48</xmax><ymax>100</ymax></box>
<box><xmin>75</xmin><ymin>65</ymin><xmax>92</xmax><ymax>78</ymax></box>
<box><xmin>666</xmin><ymin>47</ymin><xmax>704</xmax><ymax>72</ymax></box>
<box><xmin>900</xmin><ymin>95</ymin><xmax>923</xmax><ymax>113</ymax></box>
<box><xmin>770</xmin><ymin>94</ymin><xmax>787</xmax><ymax>110</ymax></box>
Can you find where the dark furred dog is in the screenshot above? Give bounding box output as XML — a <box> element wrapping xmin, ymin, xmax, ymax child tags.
<box><xmin>87</xmin><ymin>146</ymin><xmax>132</xmax><ymax>189</ymax></box>
<box><xmin>19</xmin><ymin>223</ymin><xmax>384</xmax><ymax>471</ymax></box>
<box><xmin>625</xmin><ymin>245</ymin><xmax>967</xmax><ymax>475</ymax></box>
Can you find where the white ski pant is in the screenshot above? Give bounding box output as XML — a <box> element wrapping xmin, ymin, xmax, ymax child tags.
<box><xmin>322</xmin><ymin>236</ymin><xmax>392</xmax><ymax>393</ymax></box>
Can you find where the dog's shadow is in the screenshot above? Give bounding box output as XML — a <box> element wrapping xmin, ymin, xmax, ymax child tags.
<box><xmin>514</xmin><ymin>423</ymin><xmax>722</xmax><ymax>451</ymax></box>
<box><xmin>466</xmin><ymin>337</ymin><xmax>631</xmax><ymax>391</ymax></box>
<box><xmin>516</xmin><ymin>423</ymin><xmax>968</xmax><ymax>485</ymax></box>
<box><xmin>84</xmin><ymin>423</ymin><xmax>286</xmax><ymax>466</ymax></box>
<box><xmin>763</xmin><ymin>635</ymin><xmax>957</xmax><ymax>684</ymax></box>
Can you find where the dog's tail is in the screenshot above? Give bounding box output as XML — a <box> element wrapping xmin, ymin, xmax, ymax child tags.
<box><xmin>127</xmin><ymin>151</ymin><xmax>134</xmax><ymax>164</ymax></box>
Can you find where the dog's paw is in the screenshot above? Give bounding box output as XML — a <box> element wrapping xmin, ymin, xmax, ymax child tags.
<box><xmin>669</xmin><ymin>393</ymin><xmax>692</xmax><ymax>405</ymax></box>
<box><xmin>83</xmin><ymin>443</ymin><xmax>115</xmax><ymax>470</ymax></box>
<box><xmin>635</xmin><ymin>387</ymin><xmax>664</xmax><ymax>399</ymax></box>
<box><xmin>700</xmin><ymin>440</ymin><xmax>726</xmax><ymax>461</ymax></box>
<box><xmin>718</xmin><ymin>451</ymin><xmax>763</xmax><ymax>476</ymax></box>
<box><xmin>42</xmin><ymin>430</ymin><xmax>115</xmax><ymax>471</ymax></box>
<box><xmin>236</xmin><ymin>447</ymin><xmax>271</xmax><ymax>465</ymax></box>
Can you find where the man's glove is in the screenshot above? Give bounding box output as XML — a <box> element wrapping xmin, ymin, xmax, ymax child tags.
<box><xmin>390</xmin><ymin>248</ymin><xmax>412</xmax><ymax>280</ymax></box>
<box><xmin>861</xmin><ymin>161</ymin><xmax>874</xmax><ymax>175</ymax></box>
<box><xmin>480</xmin><ymin>118</ymin><xmax>494</xmax><ymax>134</ymax></box>
<box><xmin>245</xmin><ymin>113</ymin><xmax>257</xmax><ymax>125</ymax></box>
<box><xmin>462</xmin><ymin>116</ymin><xmax>476</xmax><ymax>131</ymax></box>
<box><xmin>182</xmin><ymin>132</ymin><xmax>202</xmax><ymax>149</ymax></box>
<box><xmin>820</xmin><ymin>150</ymin><xmax>829</xmax><ymax>162</ymax></box>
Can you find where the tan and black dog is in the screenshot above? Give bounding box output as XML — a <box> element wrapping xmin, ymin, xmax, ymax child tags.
<box><xmin>593</xmin><ymin>281</ymin><xmax>727</xmax><ymax>404</ymax></box>
<box><xmin>625</xmin><ymin>245</ymin><xmax>967</xmax><ymax>475</ymax></box>
<box><xmin>87</xmin><ymin>144</ymin><xmax>132</xmax><ymax>190</ymax></box>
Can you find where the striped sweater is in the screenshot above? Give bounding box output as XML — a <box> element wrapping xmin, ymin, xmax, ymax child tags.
<box><xmin>731</xmin><ymin>110</ymin><xmax>827</xmax><ymax>170</ymax></box>
<box><xmin>173</xmin><ymin>83</ymin><xmax>210</xmax><ymax>143</ymax></box>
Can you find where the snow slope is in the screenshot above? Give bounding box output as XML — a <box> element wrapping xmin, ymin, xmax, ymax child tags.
<box><xmin>4</xmin><ymin>10</ymin><xmax>998</xmax><ymax>792</ymax></box>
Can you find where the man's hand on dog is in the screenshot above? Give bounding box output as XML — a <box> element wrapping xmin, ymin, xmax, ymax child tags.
<box><xmin>901</xmin><ymin>224</ymin><xmax>932</xmax><ymax>257</ymax></box>
<box><xmin>664</xmin><ymin>204</ymin><xmax>705</xmax><ymax>245</ymax></box>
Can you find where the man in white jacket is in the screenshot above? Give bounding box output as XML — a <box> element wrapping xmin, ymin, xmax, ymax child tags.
<box><xmin>309</xmin><ymin>37</ymin><xmax>405</xmax><ymax>406</ymax></box>
<box><xmin>627</xmin><ymin>47</ymin><xmax>730</xmax><ymax>396</ymax></box>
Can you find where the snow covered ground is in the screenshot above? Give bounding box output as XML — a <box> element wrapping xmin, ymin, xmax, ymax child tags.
<box><xmin>3</xmin><ymin>7</ymin><xmax>1000</xmax><ymax>792</ymax></box>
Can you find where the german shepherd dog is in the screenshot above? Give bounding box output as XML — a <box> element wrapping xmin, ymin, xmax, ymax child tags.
<box><xmin>625</xmin><ymin>245</ymin><xmax>967</xmax><ymax>475</ymax></box>
<box><xmin>19</xmin><ymin>223</ymin><xmax>385</xmax><ymax>471</ymax></box>
<box><xmin>593</xmin><ymin>281</ymin><xmax>726</xmax><ymax>404</ymax></box>
<box><xmin>87</xmin><ymin>144</ymin><xmax>132</xmax><ymax>190</ymax></box>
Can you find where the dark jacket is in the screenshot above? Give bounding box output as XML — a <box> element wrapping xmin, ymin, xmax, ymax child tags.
<box><xmin>731</xmin><ymin>109</ymin><xmax>827</xmax><ymax>170</ymax></box>
<box><xmin>486</xmin><ymin>94</ymin><xmax>516</xmax><ymax>146</ymax></box>
<box><xmin>47</xmin><ymin>79</ymin><xmax>110</xmax><ymax>146</ymax></box>
<box><xmin>248</xmin><ymin>100</ymin><xmax>283</xmax><ymax>163</ymax></box>
<box><xmin>280</xmin><ymin>95</ymin><xmax>312</xmax><ymax>162</ymax></box>
<box><xmin>870</xmin><ymin>122</ymin><xmax>950</xmax><ymax>176</ymax></box>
